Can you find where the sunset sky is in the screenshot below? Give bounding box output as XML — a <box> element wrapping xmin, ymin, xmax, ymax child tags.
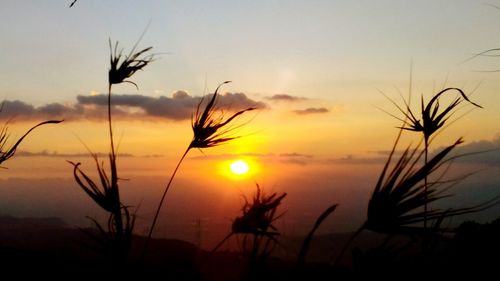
<box><xmin>1</xmin><ymin>1</ymin><xmax>500</xmax><ymax>246</ymax></box>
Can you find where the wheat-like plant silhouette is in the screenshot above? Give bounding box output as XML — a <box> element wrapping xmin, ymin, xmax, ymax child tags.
<box><xmin>143</xmin><ymin>81</ymin><xmax>256</xmax><ymax>257</ymax></box>
<box><xmin>385</xmin><ymin>87</ymin><xmax>482</xmax><ymax>228</ymax></box>
<box><xmin>68</xmin><ymin>39</ymin><xmax>154</xmax><ymax>258</ymax></box>
<box><xmin>0</xmin><ymin>120</ymin><xmax>62</xmax><ymax>166</ymax></box>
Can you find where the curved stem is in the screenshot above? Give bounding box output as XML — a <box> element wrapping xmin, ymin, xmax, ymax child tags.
<box><xmin>333</xmin><ymin>223</ymin><xmax>365</xmax><ymax>266</ymax></box>
<box><xmin>424</xmin><ymin>137</ymin><xmax>429</xmax><ymax>229</ymax></box>
<box><xmin>201</xmin><ymin>232</ymin><xmax>234</xmax><ymax>265</ymax></box>
<box><xmin>142</xmin><ymin>146</ymin><xmax>191</xmax><ymax>258</ymax></box>
<box><xmin>108</xmin><ymin>84</ymin><xmax>123</xmax><ymax>243</ymax></box>
<box><xmin>251</xmin><ymin>233</ymin><xmax>260</xmax><ymax>263</ymax></box>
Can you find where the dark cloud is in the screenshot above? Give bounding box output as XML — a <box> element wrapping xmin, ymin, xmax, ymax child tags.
<box><xmin>358</xmin><ymin>136</ymin><xmax>500</xmax><ymax>166</ymax></box>
<box><xmin>292</xmin><ymin>107</ymin><xmax>329</xmax><ymax>115</ymax></box>
<box><xmin>16</xmin><ymin>150</ymin><xmax>135</xmax><ymax>158</ymax></box>
<box><xmin>278</xmin><ymin>153</ymin><xmax>313</xmax><ymax>158</ymax></box>
<box><xmin>0</xmin><ymin>91</ymin><xmax>267</xmax><ymax>122</ymax></box>
<box><xmin>0</xmin><ymin>100</ymin><xmax>82</xmax><ymax>121</ymax></box>
<box><xmin>368</xmin><ymin>149</ymin><xmax>408</xmax><ymax>158</ymax></box>
<box><xmin>447</xmin><ymin>136</ymin><xmax>500</xmax><ymax>166</ymax></box>
<box><xmin>324</xmin><ymin>155</ymin><xmax>385</xmax><ymax>165</ymax></box>
<box><xmin>267</xmin><ymin>94</ymin><xmax>307</xmax><ymax>102</ymax></box>
<box><xmin>189</xmin><ymin>152</ymin><xmax>314</xmax><ymax>165</ymax></box>
<box><xmin>15</xmin><ymin>150</ymin><xmax>163</xmax><ymax>158</ymax></box>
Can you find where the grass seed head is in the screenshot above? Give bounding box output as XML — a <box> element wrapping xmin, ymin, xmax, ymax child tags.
<box><xmin>190</xmin><ymin>81</ymin><xmax>256</xmax><ymax>149</ymax></box>
<box><xmin>394</xmin><ymin>88</ymin><xmax>482</xmax><ymax>141</ymax></box>
<box><xmin>108</xmin><ymin>39</ymin><xmax>154</xmax><ymax>89</ymax></box>
<box><xmin>232</xmin><ymin>184</ymin><xmax>287</xmax><ymax>237</ymax></box>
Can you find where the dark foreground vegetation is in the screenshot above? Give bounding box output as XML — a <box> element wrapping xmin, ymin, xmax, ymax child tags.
<box><xmin>0</xmin><ymin>216</ymin><xmax>499</xmax><ymax>280</ymax></box>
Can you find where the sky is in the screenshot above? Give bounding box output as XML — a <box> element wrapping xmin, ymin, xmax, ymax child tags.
<box><xmin>1</xmin><ymin>0</ymin><xmax>500</xmax><ymax>246</ymax></box>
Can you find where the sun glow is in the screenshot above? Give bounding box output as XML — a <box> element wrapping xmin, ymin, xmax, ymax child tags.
<box><xmin>230</xmin><ymin>160</ymin><xmax>250</xmax><ymax>175</ymax></box>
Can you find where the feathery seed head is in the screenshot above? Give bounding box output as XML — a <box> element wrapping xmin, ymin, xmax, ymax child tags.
<box><xmin>232</xmin><ymin>185</ymin><xmax>286</xmax><ymax>237</ymax></box>
<box><xmin>396</xmin><ymin>88</ymin><xmax>482</xmax><ymax>141</ymax></box>
<box><xmin>108</xmin><ymin>39</ymin><xmax>154</xmax><ymax>89</ymax></box>
<box><xmin>190</xmin><ymin>81</ymin><xmax>256</xmax><ymax>149</ymax></box>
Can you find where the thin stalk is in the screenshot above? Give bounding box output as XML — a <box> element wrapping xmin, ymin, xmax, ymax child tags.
<box><xmin>142</xmin><ymin>146</ymin><xmax>191</xmax><ymax>258</ymax></box>
<box><xmin>108</xmin><ymin>84</ymin><xmax>123</xmax><ymax>242</ymax></box>
<box><xmin>108</xmin><ymin>84</ymin><xmax>116</xmax><ymax>160</ymax></box>
<box><xmin>250</xmin><ymin>234</ymin><xmax>260</xmax><ymax>266</ymax></box>
<box><xmin>201</xmin><ymin>232</ymin><xmax>234</xmax><ymax>265</ymax></box>
<box><xmin>261</xmin><ymin>235</ymin><xmax>274</xmax><ymax>259</ymax></box>
<box><xmin>424</xmin><ymin>137</ymin><xmax>429</xmax><ymax>229</ymax></box>
<box><xmin>297</xmin><ymin>204</ymin><xmax>337</xmax><ymax>265</ymax></box>
<box><xmin>333</xmin><ymin>223</ymin><xmax>366</xmax><ymax>266</ymax></box>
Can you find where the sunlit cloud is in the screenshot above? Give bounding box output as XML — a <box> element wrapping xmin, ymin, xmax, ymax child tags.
<box><xmin>446</xmin><ymin>135</ymin><xmax>500</xmax><ymax>166</ymax></box>
<box><xmin>266</xmin><ymin>94</ymin><xmax>307</xmax><ymax>102</ymax></box>
<box><xmin>16</xmin><ymin>150</ymin><xmax>135</xmax><ymax>158</ymax></box>
<box><xmin>0</xmin><ymin>91</ymin><xmax>267</xmax><ymax>122</ymax></box>
<box><xmin>189</xmin><ymin>152</ymin><xmax>314</xmax><ymax>165</ymax></box>
<box><xmin>292</xmin><ymin>107</ymin><xmax>329</xmax><ymax>115</ymax></box>
<box><xmin>15</xmin><ymin>150</ymin><xmax>163</xmax><ymax>158</ymax></box>
<box><xmin>368</xmin><ymin>135</ymin><xmax>500</xmax><ymax>166</ymax></box>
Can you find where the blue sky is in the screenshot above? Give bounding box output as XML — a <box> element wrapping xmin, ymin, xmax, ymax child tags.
<box><xmin>2</xmin><ymin>0</ymin><xmax>500</xmax><ymax>106</ymax></box>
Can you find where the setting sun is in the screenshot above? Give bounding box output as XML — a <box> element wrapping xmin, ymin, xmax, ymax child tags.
<box><xmin>230</xmin><ymin>160</ymin><xmax>250</xmax><ymax>175</ymax></box>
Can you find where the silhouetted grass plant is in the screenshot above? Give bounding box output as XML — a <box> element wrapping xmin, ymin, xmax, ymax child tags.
<box><xmin>385</xmin><ymin>87</ymin><xmax>482</xmax><ymax>227</ymax></box>
<box><xmin>465</xmin><ymin>47</ymin><xmax>500</xmax><ymax>72</ymax></box>
<box><xmin>0</xmin><ymin>120</ymin><xmax>62</xmax><ymax>166</ymax></box>
<box><xmin>333</xmin><ymin>129</ymin><xmax>500</xmax><ymax>265</ymax></box>
<box><xmin>206</xmin><ymin>185</ymin><xmax>286</xmax><ymax>277</ymax></box>
<box><xmin>143</xmin><ymin>81</ymin><xmax>256</xmax><ymax>257</ymax></box>
<box><xmin>297</xmin><ymin>204</ymin><xmax>337</xmax><ymax>265</ymax></box>
<box><xmin>233</xmin><ymin>185</ymin><xmax>286</xmax><ymax>262</ymax></box>
<box><xmin>68</xmin><ymin>38</ymin><xmax>154</xmax><ymax>259</ymax></box>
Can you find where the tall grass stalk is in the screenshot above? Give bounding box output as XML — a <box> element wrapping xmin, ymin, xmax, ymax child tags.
<box><xmin>69</xmin><ymin>39</ymin><xmax>153</xmax><ymax>258</ymax></box>
<box><xmin>206</xmin><ymin>185</ymin><xmax>286</xmax><ymax>271</ymax></box>
<box><xmin>333</xmin><ymin>131</ymin><xmax>499</xmax><ymax>266</ymax></box>
<box><xmin>385</xmin><ymin>87</ymin><xmax>482</xmax><ymax>228</ymax></box>
<box><xmin>141</xmin><ymin>146</ymin><xmax>189</xmax><ymax>258</ymax></box>
<box><xmin>142</xmin><ymin>81</ymin><xmax>255</xmax><ymax>258</ymax></box>
<box><xmin>297</xmin><ymin>204</ymin><xmax>337</xmax><ymax>265</ymax></box>
<box><xmin>0</xmin><ymin>120</ymin><xmax>62</xmax><ymax>165</ymax></box>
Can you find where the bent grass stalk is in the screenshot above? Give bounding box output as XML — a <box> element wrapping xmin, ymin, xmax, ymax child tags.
<box><xmin>205</xmin><ymin>185</ymin><xmax>286</xmax><ymax>267</ymax></box>
<box><xmin>142</xmin><ymin>81</ymin><xmax>256</xmax><ymax>258</ymax></box>
<box><xmin>0</xmin><ymin>120</ymin><xmax>62</xmax><ymax>165</ymax></box>
<box><xmin>141</xmin><ymin>146</ymin><xmax>189</xmax><ymax>259</ymax></box>
<box><xmin>333</xmin><ymin>133</ymin><xmax>499</xmax><ymax>266</ymax></box>
<box><xmin>297</xmin><ymin>204</ymin><xmax>337</xmax><ymax>265</ymax></box>
<box><xmin>69</xmin><ymin>39</ymin><xmax>153</xmax><ymax>258</ymax></box>
<box><xmin>385</xmin><ymin>87</ymin><xmax>482</xmax><ymax>228</ymax></box>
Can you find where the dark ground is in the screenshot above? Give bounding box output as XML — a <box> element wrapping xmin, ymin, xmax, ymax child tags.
<box><xmin>0</xmin><ymin>216</ymin><xmax>499</xmax><ymax>280</ymax></box>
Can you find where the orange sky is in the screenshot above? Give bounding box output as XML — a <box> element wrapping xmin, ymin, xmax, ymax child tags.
<box><xmin>1</xmin><ymin>1</ymin><xmax>500</xmax><ymax>246</ymax></box>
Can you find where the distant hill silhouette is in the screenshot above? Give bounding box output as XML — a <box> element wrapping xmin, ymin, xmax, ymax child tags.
<box><xmin>1</xmin><ymin>216</ymin><xmax>499</xmax><ymax>279</ymax></box>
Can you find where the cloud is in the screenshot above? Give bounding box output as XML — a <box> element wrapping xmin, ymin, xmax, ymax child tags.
<box><xmin>278</xmin><ymin>153</ymin><xmax>313</xmax><ymax>158</ymax></box>
<box><xmin>267</xmin><ymin>94</ymin><xmax>307</xmax><ymax>102</ymax></box>
<box><xmin>0</xmin><ymin>91</ymin><xmax>267</xmax><ymax>122</ymax></box>
<box><xmin>292</xmin><ymin>107</ymin><xmax>329</xmax><ymax>115</ymax></box>
<box><xmin>185</xmin><ymin>135</ymin><xmax>500</xmax><ymax>167</ymax></box>
<box><xmin>324</xmin><ymin>155</ymin><xmax>386</xmax><ymax>165</ymax></box>
<box><xmin>78</xmin><ymin>91</ymin><xmax>266</xmax><ymax>120</ymax></box>
<box><xmin>15</xmin><ymin>150</ymin><xmax>163</xmax><ymax>158</ymax></box>
<box><xmin>368</xmin><ymin>136</ymin><xmax>500</xmax><ymax>166</ymax></box>
<box><xmin>0</xmin><ymin>100</ymin><xmax>83</xmax><ymax>121</ymax></box>
<box><xmin>189</xmin><ymin>152</ymin><xmax>314</xmax><ymax>165</ymax></box>
<box><xmin>16</xmin><ymin>150</ymin><xmax>135</xmax><ymax>158</ymax></box>
<box><xmin>190</xmin><ymin>151</ymin><xmax>386</xmax><ymax>166</ymax></box>
<box><xmin>447</xmin><ymin>136</ymin><xmax>500</xmax><ymax>166</ymax></box>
